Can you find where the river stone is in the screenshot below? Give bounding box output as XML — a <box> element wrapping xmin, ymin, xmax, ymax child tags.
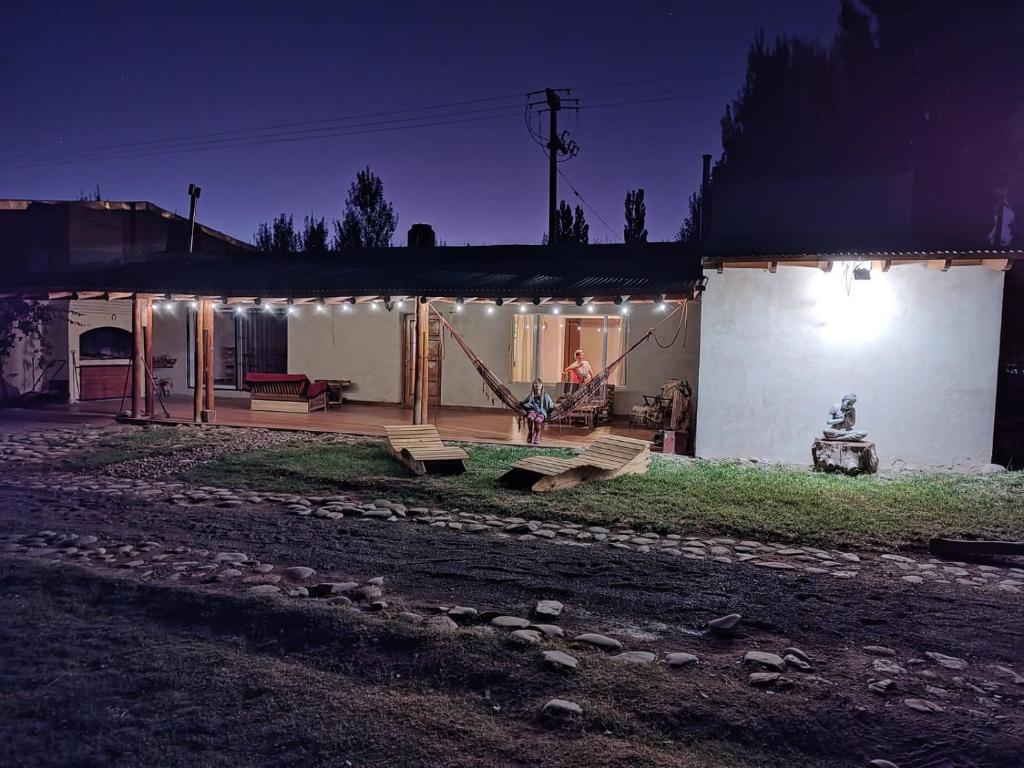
<box><xmin>574</xmin><ymin>633</ymin><xmax>623</xmax><ymax>651</ymax></box>
<box><xmin>529</xmin><ymin>624</ymin><xmax>565</xmax><ymax>638</ymax></box>
<box><xmin>924</xmin><ymin>652</ymin><xmax>967</xmax><ymax>671</ymax></box>
<box><xmin>491</xmin><ymin>616</ymin><xmax>531</xmax><ymax>629</ymax></box>
<box><xmin>543</xmin><ymin>650</ymin><xmax>579</xmax><ymax>670</ymax></box>
<box><xmin>869</xmin><ymin>678</ymin><xmax>896</xmax><ymax>696</ymax></box>
<box><xmin>309</xmin><ymin>582</ymin><xmax>358</xmax><ymax>597</ymax></box>
<box><xmin>748</xmin><ymin>672</ymin><xmax>782</xmax><ymax>687</ymax></box>
<box><xmin>447</xmin><ymin>606</ymin><xmax>479</xmax><ymax>624</ymax></box>
<box><xmin>366</xmin><ymin>576</ymin><xmax>385</xmax><ymax>586</ymax></box>
<box><xmin>611</xmin><ymin>651</ymin><xmax>656</xmax><ymax>664</ymax></box>
<box><xmin>873</xmin><ymin>659</ymin><xmax>906</xmax><ymax>675</ymax></box>
<box><xmin>903</xmin><ymin>698</ymin><xmax>943</xmax><ymax>714</ymax></box>
<box><xmin>665</xmin><ymin>652</ymin><xmax>699</xmax><ymax>667</ymax></box>
<box><xmin>744</xmin><ymin>651</ymin><xmax>787</xmax><ymax>672</ymax></box>
<box><xmin>784</xmin><ymin>654</ymin><xmax>813</xmax><ymax>672</ymax></box>
<box><xmin>534</xmin><ymin>600</ymin><xmax>564</xmax><ymax>619</ymax></box>
<box><xmin>990</xmin><ymin>665</ymin><xmax>1024</xmax><ymax>685</ymax></box>
<box><xmin>868</xmin><ymin>761</ymin><xmax>901</xmax><ymax>768</ymax></box>
<box><xmin>782</xmin><ymin>647</ymin><xmax>811</xmax><ymax>663</ymax></box>
<box><xmin>282</xmin><ymin>566</ymin><xmax>316</xmax><ymax>581</ymax></box>
<box><xmin>543</xmin><ymin>698</ymin><xmax>583</xmax><ymax>717</ymax></box>
<box><xmin>510</xmin><ymin>629</ymin><xmax>544</xmax><ymax>646</ymax></box>
<box><xmin>708</xmin><ymin>613</ymin><xmax>741</xmax><ymax>633</ymax></box>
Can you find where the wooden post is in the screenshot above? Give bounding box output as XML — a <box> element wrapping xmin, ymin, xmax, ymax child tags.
<box><xmin>202</xmin><ymin>300</ymin><xmax>215</xmax><ymax>421</ymax></box>
<box><xmin>143</xmin><ymin>298</ymin><xmax>154</xmax><ymax>416</ymax></box>
<box><xmin>131</xmin><ymin>296</ymin><xmax>145</xmax><ymax>418</ymax></box>
<box><xmin>412</xmin><ymin>297</ymin><xmax>429</xmax><ymax>424</ymax></box>
<box><xmin>193</xmin><ymin>301</ymin><xmax>204</xmax><ymax>424</ymax></box>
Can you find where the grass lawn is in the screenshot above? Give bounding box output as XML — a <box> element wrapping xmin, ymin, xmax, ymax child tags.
<box><xmin>61</xmin><ymin>427</ymin><xmax>189</xmax><ymax>471</ymax></box>
<box><xmin>180</xmin><ymin>438</ymin><xmax>1024</xmax><ymax>551</ymax></box>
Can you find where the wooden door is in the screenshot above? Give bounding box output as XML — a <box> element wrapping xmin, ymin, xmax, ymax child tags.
<box><xmin>402</xmin><ymin>314</ymin><xmax>442</xmax><ymax>408</ymax></box>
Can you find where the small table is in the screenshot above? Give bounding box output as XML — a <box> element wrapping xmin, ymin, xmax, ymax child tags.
<box><xmin>318</xmin><ymin>379</ymin><xmax>352</xmax><ymax>409</ymax></box>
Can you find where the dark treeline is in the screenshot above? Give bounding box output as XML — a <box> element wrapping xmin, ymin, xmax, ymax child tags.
<box><xmin>254</xmin><ymin>166</ymin><xmax>397</xmax><ymax>254</ymax></box>
<box><xmin>683</xmin><ymin>0</ymin><xmax>1024</xmax><ymax>248</ymax></box>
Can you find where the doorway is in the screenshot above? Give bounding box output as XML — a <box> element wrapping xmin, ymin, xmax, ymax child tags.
<box><xmin>402</xmin><ymin>314</ymin><xmax>443</xmax><ymax>408</ymax></box>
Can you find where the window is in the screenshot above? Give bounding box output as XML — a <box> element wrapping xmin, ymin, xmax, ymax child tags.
<box><xmin>510</xmin><ymin>314</ymin><xmax>627</xmax><ymax>386</ymax></box>
<box><xmin>187</xmin><ymin>307</ymin><xmax>287</xmax><ymax>389</ymax></box>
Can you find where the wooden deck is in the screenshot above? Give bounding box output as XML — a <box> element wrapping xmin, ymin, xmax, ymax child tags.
<box><xmin>58</xmin><ymin>395</ymin><xmax>655</xmax><ymax>448</ymax></box>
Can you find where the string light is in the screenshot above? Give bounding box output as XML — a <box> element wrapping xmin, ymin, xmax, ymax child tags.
<box><xmin>264</xmin><ymin>302</ymin><xmax>273</xmax><ymax>312</ymax></box>
<box><xmin>552</xmin><ymin>306</ymin><xmax>561</xmax><ymax>315</ymax></box>
<box><xmin>189</xmin><ymin>300</ymin><xmax>198</xmax><ymax>309</ymax></box>
<box><xmin>342</xmin><ymin>303</ymin><xmax>352</xmax><ymax>313</ymax></box>
<box><xmin>454</xmin><ymin>303</ymin><xmax>463</xmax><ymax>313</ymax></box>
<box><xmin>235</xmin><ymin>305</ymin><xmax>245</xmax><ymax>315</ymax></box>
<box><xmin>486</xmin><ymin>305</ymin><xmax>494</xmax><ymax>315</ymax></box>
<box><xmin>370</xmin><ymin>301</ymin><xmax>380</xmax><ymax>310</ymax></box>
<box><xmin>586</xmin><ymin>304</ymin><xmax>595</xmax><ymax>313</ymax></box>
<box><xmin>620</xmin><ymin>305</ymin><xmax>629</xmax><ymax>315</ymax></box>
<box><xmin>396</xmin><ymin>300</ymin><xmax>405</xmax><ymax>309</ymax></box>
<box><xmin>518</xmin><ymin>304</ymin><xmax>527</xmax><ymax>313</ymax></box>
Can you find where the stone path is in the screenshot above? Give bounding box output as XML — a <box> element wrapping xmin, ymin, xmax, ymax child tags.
<box><xmin>12</xmin><ymin>468</ymin><xmax>1024</xmax><ymax>597</ymax></box>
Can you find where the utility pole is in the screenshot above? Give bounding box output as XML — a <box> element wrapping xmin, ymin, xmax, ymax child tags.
<box><xmin>546</xmin><ymin>88</ymin><xmax>561</xmax><ymax>245</ymax></box>
<box><xmin>526</xmin><ymin>89</ymin><xmax>579</xmax><ymax>245</ymax></box>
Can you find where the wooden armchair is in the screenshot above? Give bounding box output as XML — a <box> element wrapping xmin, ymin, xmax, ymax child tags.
<box><xmin>243</xmin><ymin>373</ymin><xmax>328</xmax><ymax>413</ymax></box>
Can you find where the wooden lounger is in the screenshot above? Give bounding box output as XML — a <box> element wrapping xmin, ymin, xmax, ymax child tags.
<box><xmin>384</xmin><ymin>424</ymin><xmax>469</xmax><ymax>476</ymax></box>
<box><xmin>500</xmin><ymin>434</ymin><xmax>650</xmax><ymax>492</ymax></box>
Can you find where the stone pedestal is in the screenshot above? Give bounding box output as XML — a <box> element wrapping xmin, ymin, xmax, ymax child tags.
<box><xmin>812</xmin><ymin>439</ymin><xmax>878</xmax><ymax>475</ymax></box>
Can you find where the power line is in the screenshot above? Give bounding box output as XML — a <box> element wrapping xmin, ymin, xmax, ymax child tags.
<box><xmin>0</xmin><ymin>92</ymin><xmax>528</xmax><ymax>165</ymax></box>
<box><xmin>0</xmin><ymin>81</ymin><xmax>740</xmax><ymax>171</ymax></box>
<box><xmin>557</xmin><ymin>167</ymin><xmax>620</xmax><ymax>242</ymax></box>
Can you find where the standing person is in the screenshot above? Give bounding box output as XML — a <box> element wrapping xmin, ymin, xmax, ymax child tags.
<box><xmin>521</xmin><ymin>378</ymin><xmax>555</xmax><ymax>445</ymax></box>
<box><xmin>563</xmin><ymin>349</ymin><xmax>594</xmax><ymax>393</ymax></box>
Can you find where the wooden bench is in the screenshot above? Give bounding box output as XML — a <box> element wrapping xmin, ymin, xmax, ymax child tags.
<box><xmin>384</xmin><ymin>424</ymin><xmax>469</xmax><ymax>476</ymax></box>
<box><xmin>244</xmin><ymin>373</ymin><xmax>328</xmax><ymax>414</ymax></box>
<box><xmin>500</xmin><ymin>434</ymin><xmax>650</xmax><ymax>492</ymax></box>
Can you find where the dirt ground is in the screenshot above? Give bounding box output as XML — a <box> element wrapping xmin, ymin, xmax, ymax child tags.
<box><xmin>2</xmin><ymin>475</ymin><xmax>1023</xmax><ymax>767</ymax></box>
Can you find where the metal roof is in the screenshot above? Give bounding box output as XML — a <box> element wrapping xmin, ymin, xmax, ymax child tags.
<box><xmin>0</xmin><ymin>242</ymin><xmax>703</xmax><ymax>301</ymax></box>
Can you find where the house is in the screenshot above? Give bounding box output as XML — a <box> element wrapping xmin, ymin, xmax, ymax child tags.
<box><xmin>2</xmin><ymin>201</ymin><xmax>1020</xmax><ymax>470</ymax></box>
<box><xmin>0</xmin><ymin>199</ymin><xmax>255</xmax><ymax>400</ymax></box>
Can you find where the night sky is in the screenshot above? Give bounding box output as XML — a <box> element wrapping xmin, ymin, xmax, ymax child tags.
<box><xmin>1</xmin><ymin>1</ymin><xmax>836</xmax><ymax>246</ymax></box>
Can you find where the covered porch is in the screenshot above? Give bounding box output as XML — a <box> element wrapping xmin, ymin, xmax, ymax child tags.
<box><xmin>3</xmin><ymin>237</ymin><xmax>704</xmax><ymax>448</ymax></box>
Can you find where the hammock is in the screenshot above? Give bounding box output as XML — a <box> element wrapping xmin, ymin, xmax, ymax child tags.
<box><xmin>429</xmin><ymin>302</ymin><xmax>685</xmax><ymax>422</ymax></box>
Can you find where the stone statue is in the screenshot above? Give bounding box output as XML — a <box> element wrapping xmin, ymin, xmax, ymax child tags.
<box><xmin>823</xmin><ymin>393</ymin><xmax>867</xmax><ymax>441</ymax></box>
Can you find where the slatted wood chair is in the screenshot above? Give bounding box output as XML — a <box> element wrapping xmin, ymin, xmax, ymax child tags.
<box><xmin>384</xmin><ymin>424</ymin><xmax>469</xmax><ymax>476</ymax></box>
<box><xmin>244</xmin><ymin>373</ymin><xmax>328</xmax><ymax>413</ymax></box>
<box><xmin>500</xmin><ymin>434</ymin><xmax>650</xmax><ymax>492</ymax></box>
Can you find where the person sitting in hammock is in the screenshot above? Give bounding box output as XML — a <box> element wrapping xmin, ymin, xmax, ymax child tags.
<box><xmin>563</xmin><ymin>349</ymin><xmax>594</xmax><ymax>394</ymax></box>
<box><xmin>521</xmin><ymin>378</ymin><xmax>555</xmax><ymax>445</ymax></box>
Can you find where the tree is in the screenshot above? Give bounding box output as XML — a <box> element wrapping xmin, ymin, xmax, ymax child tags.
<box><xmin>624</xmin><ymin>188</ymin><xmax>648</xmax><ymax>243</ymax></box>
<box><xmin>551</xmin><ymin>200</ymin><xmax>589</xmax><ymax>244</ymax></box>
<box><xmin>332</xmin><ymin>166</ymin><xmax>397</xmax><ymax>249</ymax></box>
<box><xmin>1</xmin><ymin>299</ymin><xmax>57</xmax><ymax>398</ymax></box>
<box><xmin>253</xmin><ymin>213</ymin><xmax>299</xmax><ymax>254</ymax></box>
<box><xmin>301</xmin><ymin>214</ymin><xmax>329</xmax><ymax>253</ymax></box>
<box><xmin>701</xmin><ymin>1</ymin><xmax>1024</xmax><ymax>247</ymax></box>
<box><xmin>676</xmin><ymin>191</ymin><xmax>702</xmax><ymax>246</ymax></box>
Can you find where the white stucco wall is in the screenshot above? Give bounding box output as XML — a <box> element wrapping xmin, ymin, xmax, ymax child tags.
<box><xmin>287</xmin><ymin>305</ymin><xmax>404</xmax><ymax>404</ymax></box>
<box><xmin>151</xmin><ymin>305</ymin><xmax>189</xmax><ymax>396</ymax></box>
<box><xmin>280</xmin><ymin>301</ymin><xmax>701</xmax><ymax>413</ymax></box>
<box><xmin>696</xmin><ymin>264</ymin><xmax>1005</xmax><ymax>468</ymax></box>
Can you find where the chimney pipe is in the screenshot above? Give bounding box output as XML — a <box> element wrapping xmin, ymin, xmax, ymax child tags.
<box><xmin>699</xmin><ymin>154</ymin><xmax>712</xmax><ymax>246</ymax></box>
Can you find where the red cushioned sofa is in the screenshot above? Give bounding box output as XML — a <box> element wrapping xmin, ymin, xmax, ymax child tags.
<box><xmin>243</xmin><ymin>373</ymin><xmax>328</xmax><ymax>414</ymax></box>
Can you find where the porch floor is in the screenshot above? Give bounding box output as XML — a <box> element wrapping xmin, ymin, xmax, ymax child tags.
<box><xmin>61</xmin><ymin>395</ymin><xmax>656</xmax><ymax>447</ymax></box>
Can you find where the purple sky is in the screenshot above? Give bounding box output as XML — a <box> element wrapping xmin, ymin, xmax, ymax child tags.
<box><xmin>1</xmin><ymin>1</ymin><xmax>837</xmax><ymax>246</ymax></box>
